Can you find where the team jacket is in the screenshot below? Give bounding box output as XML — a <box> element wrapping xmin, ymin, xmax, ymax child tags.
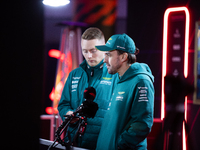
<box><xmin>96</xmin><ymin>62</ymin><xmax>155</xmax><ymax>150</ymax></box>
<box><xmin>58</xmin><ymin>60</ymin><xmax>116</xmax><ymax>149</ymax></box>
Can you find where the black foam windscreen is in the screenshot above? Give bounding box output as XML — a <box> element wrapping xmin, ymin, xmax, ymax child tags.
<box><xmin>81</xmin><ymin>101</ymin><xmax>99</xmax><ymax>118</ymax></box>
<box><xmin>84</xmin><ymin>87</ymin><xmax>96</xmax><ymax>101</ymax></box>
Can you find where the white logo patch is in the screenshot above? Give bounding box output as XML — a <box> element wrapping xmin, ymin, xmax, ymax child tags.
<box><xmin>100</xmin><ymin>80</ymin><xmax>111</xmax><ymax>85</ymax></box>
<box><xmin>71</xmin><ymin>77</ymin><xmax>80</xmax><ymax>92</ymax></box>
<box><xmin>116</xmin><ymin>96</ymin><xmax>123</xmax><ymax>101</ymax></box>
<box><xmin>138</xmin><ymin>86</ymin><xmax>148</xmax><ymax>102</ymax></box>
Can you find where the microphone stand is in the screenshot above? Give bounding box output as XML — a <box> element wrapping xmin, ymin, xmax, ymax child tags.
<box><xmin>48</xmin><ymin>95</ymin><xmax>97</xmax><ymax>150</ymax></box>
<box><xmin>73</xmin><ymin>116</ymin><xmax>87</xmax><ymax>147</ymax></box>
<box><xmin>48</xmin><ymin>114</ymin><xmax>75</xmax><ymax>150</ymax></box>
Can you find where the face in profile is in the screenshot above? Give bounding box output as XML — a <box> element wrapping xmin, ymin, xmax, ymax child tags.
<box><xmin>104</xmin><ymin>50</ymin><xmax>122</xmax><ymax>74</ymax></box>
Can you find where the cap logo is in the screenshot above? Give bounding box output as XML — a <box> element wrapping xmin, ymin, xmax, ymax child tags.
<box><xmin>117</xmin><ymin>46</ymin><xmax>125</xmax><ymax>49</ymax></box>
<box><xmin>108</xmin><ymin>38</ymin><xmax>112</xmax><ymax>40</ymax></box>
<box><xmin>107</xmin><ymin>41</ymin><xmax>111</xmax><ymax>45</ymax></box>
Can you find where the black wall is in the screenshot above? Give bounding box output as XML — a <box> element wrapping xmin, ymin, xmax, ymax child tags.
<box><xmin>2</xmin><ymin>1</ymin><xmax>44</xmax><ymax>149</ymax></box>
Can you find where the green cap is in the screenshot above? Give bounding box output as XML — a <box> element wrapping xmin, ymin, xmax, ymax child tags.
<box><xmin>95</xmin><ymin>33</ymin><xmax>136</xmax><ymax>54</ymax></box>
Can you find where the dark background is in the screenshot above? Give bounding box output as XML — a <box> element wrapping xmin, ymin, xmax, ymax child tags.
<box><xmin>1</xmin><ymin>0</ymin><xmax>200</xmax><ymax>149</ymax></box>
<box><xmin>2</xmin><ymin>1</ymin><xmax>44</xmax><ymax>150</ymax></box>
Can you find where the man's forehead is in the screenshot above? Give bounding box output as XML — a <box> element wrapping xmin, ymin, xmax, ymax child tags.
<box><xmin>105</xmin><ymin>50</ymin><xmax>116</xmax><ymax>54</ymax></box>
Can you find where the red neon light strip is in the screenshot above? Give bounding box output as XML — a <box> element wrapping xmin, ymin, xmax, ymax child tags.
<box><xmin>183</xmin><ymin>121</ymin><xmax>186</xmax><ymax>150</ymax></box>
<box><xmin>161</xmin><ymin>6</ymin><xmax>190</xmax><ymax>120</ymax></box>
<box><xmin>161</xmin><ymin>6</ymin><xmax>190</xmax><ymax>150</ymax></box>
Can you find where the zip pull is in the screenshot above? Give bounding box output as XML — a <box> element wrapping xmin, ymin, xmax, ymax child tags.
<box><xmin>91</xmin><ymin>69</ymin><xmax>94</xmax><ymax>77</ymax></box>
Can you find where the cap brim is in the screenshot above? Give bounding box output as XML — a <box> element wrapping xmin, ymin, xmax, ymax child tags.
<box><xmin>95</xmin><ymin>45</ymin><xmax>115</xmax><ymax>52</ymax></box>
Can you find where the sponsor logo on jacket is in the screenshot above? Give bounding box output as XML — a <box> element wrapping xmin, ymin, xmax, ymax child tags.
<box><xmin>71</xmin><ymin>77</ymin><xmax>81</xmax><ymax>92</ymax></box>
<box><xmin>100</xmin><ymin>77</ymin><xmax>112</xmax><ymax>85</ymax></box>
<box><xmin>115</xmin><ymin>91</ymin><xmax>125</xmax><ymax>101</ymax></box>
<box><xmin>138</xmin><ymin>86</ymin><xmax>148</xmax><ymax>102</ymax></box>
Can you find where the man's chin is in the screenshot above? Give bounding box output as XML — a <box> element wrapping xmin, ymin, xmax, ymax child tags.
<box><xmin>108</xmin><ymin>69</ymin><xmax>116</xmax><ymax>75</ymax></box>
<box><xmin>87</xmin><ymin>62</ymin><xmax>97</xmax><ymax>67</ymax></box>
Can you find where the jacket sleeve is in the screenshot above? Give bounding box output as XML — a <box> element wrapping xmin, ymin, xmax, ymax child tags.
<box><xmin>57</xmin><ymin>73</ymin><xmax>74</xmax><ymax>121</ymax></box>
<box><xmin>117</xmin><ymin>79</ymin><xmax>154</xmax><ymax>149</ymax></box>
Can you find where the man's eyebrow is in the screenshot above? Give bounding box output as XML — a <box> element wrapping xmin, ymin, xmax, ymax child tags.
<box><xmin>82</xmin><ymin>49</ymin><xmax>87</xmax><ymax>52</ymax></box>
<box><xmin>82</xmin><ymin>48</ymin><xmax>96</xmax><ymax>51</ymax></box>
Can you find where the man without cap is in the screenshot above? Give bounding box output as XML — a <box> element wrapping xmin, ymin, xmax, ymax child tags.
<box><xmin>95</xmin><ymin>33</ymin><xmax>155</xmax><ymax>150</ymax></box>
<box><xmin>58</xmin><ymin>27</ymin><xmax>117</xmax><ymax>149</ymax></box>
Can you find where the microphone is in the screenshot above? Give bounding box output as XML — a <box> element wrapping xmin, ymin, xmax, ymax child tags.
<box><xmin>73</xmin><ymin>87</ymin><xmax>98</xmax><ymax>118</ymax></box>
<box><xmin>83</xmin><ymin>86</ymin><xmax>96</xmax><ymax>101</ymax></box>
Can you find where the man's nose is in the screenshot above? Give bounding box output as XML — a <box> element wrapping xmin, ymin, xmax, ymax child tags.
<box><xmin>103</xmin><ymin>56</ymin><xmax>108</xmax><ymax>63</ymax></box>
<box><xmin>88</xmin><ymin>52</ymin><xmax>92</xmax><ymax>58</ymax></box>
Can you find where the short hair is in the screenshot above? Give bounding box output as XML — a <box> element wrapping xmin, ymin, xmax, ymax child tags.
<box><xmin>81</xmin><ymin>27</ymin><xmax>105</xmax><ymax>41</ymax></box>
<box><xmin>116</xmin><ymin>48</ymin><xmax>139</xmax><ymax>64</ymax></box>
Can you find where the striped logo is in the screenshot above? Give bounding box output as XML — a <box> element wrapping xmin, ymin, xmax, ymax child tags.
<box><xmin>73</xmin><ymin>0</ymin><xmax>116</xmax><ymax>26</ymax></box>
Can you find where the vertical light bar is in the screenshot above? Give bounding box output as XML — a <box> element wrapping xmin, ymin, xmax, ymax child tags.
<box><xmin>161</xmin><ymin>6</ymin><xmax>190</xmax><ymax>150</ymax></box>
<box><xmin>161</xmin><ymin>8</ymin><xmax>169</xmax><ymax>120</ymax></box>
<box><xmin>183</xmin><ymin>121</ymin><xmax>186</xmax><ymax>150</ymax></box>
<box><xmin>161</xmin><ymin>6</ymin><xmax>190</xmax><ymax>119</ymax></box>
<box><xmin>184</xmin><ymin>8</ymin><xmax>190</xmax><ymax>78</ymax></box>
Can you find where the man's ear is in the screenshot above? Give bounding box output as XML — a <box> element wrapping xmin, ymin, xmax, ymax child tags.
<box><xmin>121</xmin><ymin>53</ymin><xmax>128</xmax><ymax>63</ymax></box>
<box><xmin>135</xmin><ymin>49</ymin><xmax>140</xmax><ymax>55</ymax></box>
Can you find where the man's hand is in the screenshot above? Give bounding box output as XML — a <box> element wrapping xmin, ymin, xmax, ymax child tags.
<box><xmin>65</xmin><ymin>111</ymin><xmax>79</xmax><ymax>124</ymax></box>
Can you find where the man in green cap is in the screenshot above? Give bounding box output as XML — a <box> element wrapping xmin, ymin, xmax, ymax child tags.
<box><xmin>95</xmin><ymin>33</ymin><xmax>155</xmax><ymax>150</ymax></box>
